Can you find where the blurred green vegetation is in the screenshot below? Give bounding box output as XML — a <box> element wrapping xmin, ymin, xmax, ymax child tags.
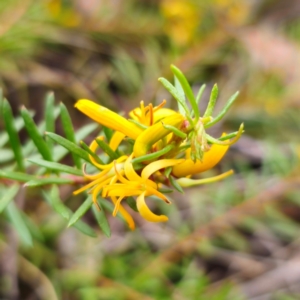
<box><xmin>1</xmin><ymin>0</ymin><xmax>300</xmax><ymax>299</ymax></box>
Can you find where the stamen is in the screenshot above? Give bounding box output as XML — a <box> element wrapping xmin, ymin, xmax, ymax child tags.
<box><xmin>113</xmin><ymin>196</ymin><xmax>125</xmax><ymax>216</ymax></box>
<box><xmin>153</xmin><ymin>99</ymin><xmax>167</xmax><ymax>112</ymax></box>
<box><xmin>149</xmin><ymin>103</ymin><xmax>153</xmax><ymax>126</ymax></box>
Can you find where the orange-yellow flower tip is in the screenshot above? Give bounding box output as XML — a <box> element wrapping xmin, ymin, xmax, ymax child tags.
<box><xmin>172</xmin><ymin>142</ymin><xmax>229</xmax><ymax>177</ymax></box>
<box><xmin>136</xmin><ymin>192</ymin><xmax>168</xmax><ymax>223</ymax></box>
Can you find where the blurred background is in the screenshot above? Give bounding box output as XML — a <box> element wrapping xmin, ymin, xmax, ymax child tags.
<box><xmin>1</xmin><ymin>0</ymin><xmax>300</xmax><ymax>299</ymax></box>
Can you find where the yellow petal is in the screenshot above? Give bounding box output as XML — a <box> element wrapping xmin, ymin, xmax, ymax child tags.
<box><xmin>172</xmin><ymin>143</ymin><xmax>229</xmax><ymax>177</ymax></box>
<box><xmin>141</xmin><ymin>159</ymin><xmax>184</xmax><ymax>180</ymax></box>
<box><xmin>177</xmin><ymin>170</ymin><xmax>234</xmax><ymax>187</ymax></box>
<box><xmin>145</xmin><ymin>185</ymin><xmax>170</xmax><ymax>204</ymax></box>
<box><xmin>124</xmin><ymin>155</ymin><xmax>142</xmax><ymax>182</ymax></box>
<box><xmin>109</xmin><ymin>131</ymin><xmax>125</xmax><ymax>151</ymax></box>
<box><xmin>124</xmin><ymin>155</ymin><xmax>157</xmax><ymax>189</ymax></box>
<box><xmin>103</xmin><ymin>184</ymin><xmax>142</xmax><ymax>197</ymax></box>
<box><xmin>75</xmin><ymin>99</ymin><xmax>143</xmax><ymax>139</ymax></box>
<box><xmin>112</xmin><ymin>195</ymin><xmax>125</xmax><ymax>216</ymax></box>
<box><xmin>110</xmin><ymin>196</ymin><xmax>135</xmax><ymax>230</ymax></box>
<box><xmin>153</xmin><ymin>108</ymin><xmax>177</xmax><ymax>123</ymax></box>
<box><xmin>136</xmin><ymin>192</ymin><xmax>168</xmax><ymax>223</ymax></box>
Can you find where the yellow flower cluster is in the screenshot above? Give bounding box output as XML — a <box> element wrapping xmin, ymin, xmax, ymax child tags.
<box><xmin>73</xmin><ymin>66</ymin><xmax>242</xmax><ymax>230</ymax></box>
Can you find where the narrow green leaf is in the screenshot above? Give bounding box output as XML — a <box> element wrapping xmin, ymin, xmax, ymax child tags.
<box><xmin>46</xmin><ymin>132</ymin><xmax>90</xmax><ymax>162</ymax></box>
<box><xmin>132</xmin><ymin>144</ymin><xmax>174</xmax><ymax>164</ymax></box>
<box><xmin>73</xmin><ymin>221</ymin><xmax>97</xmax><ymax>237</ymax></box>
<box><xmin>218</xmin><ymin>131</ymin><xmax>243</xmax><ymax>142</ymax></box>
<box><xmin>196</xmin><ymin>84</ymin><xmax>206</xmax><ymax>104</ymax></box>
<box><xmin>80</xmin><ymin>141</ymin><xmax>104</xmax><ymax>165</ymax></box>
<box><xmin>203</xmin><ymin>84</ymin><xmax>218</xmax><ymax>118</ymax></box>
<box><xmin>126</xmin><ymin>196</ymin><xmax>138</xmax><ymax>212</ymax></box>
<box><xmin>96</xmin><ymin>138</ymin><xmax>119</xmax><ymax>160</ymax></box>
<box><xmin>0</xmin><ymin>184</ymin><xmax>19</xmax><ymax>213</ymax></box>
<box><xmin>169</xmin><ymin>175</ymin><xmax>184</xmax><ymax>193</ymax></box>
<box><xmin>42</xmin><ymin>187</ymin><xmax>97</xmax><ymax>237</ymax></box>
<box><xmin>205</xmin><ymin>91</ymin><xmax>239</xmax><ymax>128</ymax></box>
<box><xmin>0</xmin><ymin>115</ymin><xmax>29</xmax><ymax>148</ymax></box>
<box><xmin>3</xmin><ymin>100</ymin><xmax>24</xmax><ymax>171</ymax></box>
<box><xmin>102</xmin><ymin>126</ymin><xmax>113</xmax><ymax>142</ymax></box>
<box><xmin>128</xmin><ymin>119</ymin><xmax>148</xmax><ymax>129</ymax></box>
<box><xmin>162</xmin><ymin>123</ymin><xmax>187</xmax><ymax>139</ymax></box>
<box><xmin>21</xmin><ymin>106</ymin><xmax>52</xmax><ymax>161</ymax></box>
<box><xmin>0</xmin><ymin>170</ymin><xmax>36</xmax><ymax>182</ymax></box>
<box><xmin>23</xmin><ymin>108</ymin><xmax>60</xmax><ymax>159</ymax></box>
<box><xmin>158</xmin><ymin>187</ymin><xmax>174</xmax><ymax>193</ymax></box>
<box><xmin>174</xmin><ymin>76</ymin><xmax>186</xmax><ymax>115</ymax></box>
<box><xmin>92</xmin><ymin>204</ymin><xmax>111</xmax><ymax>237</ymax></box>
<box><xmin>20</xmin><ymin>212</ymin><xmax>44</xmax><ymax>242</ymax></box>
<box><xmin>25</xmin><ymin>177</ymin><xmax>73</xmax><ymax>187</ymax></box>
<box><xmin>164</xmin><ymin>166</ymin><xmax>172</xmax><ymax>178</ymax></box>
<box><xmin>45</xmin><ymin>92</ymin><xmax>55</xmax><ymax>151</ymax></box>
<box><xmin>45</xmin><ymin>185</ymin><xmax>70</xmax><ymax>219</ymax></box>
<box><xmin>27</xmin><ymin>158</ymin><xmax>83</xmax><ymax>176</ymax></box>
<box><xmin>68</xmin><ymin>197</ymin><xmax>93</xmax><ymax>227</ymax></box>
<box><xmin>6</xmin><ymin>202</ymin><xmax>33</xmax><ymax>247</ymax></box>
<box><xmin>60</xmin><ymin>102</ymin><xmax>81</xmax><ymax>169</ymax></box>
<box><xmin>171</xmin><ymin>65</ymin><xmax>199</xmax><ymax>119</ymax></box>
<box><xmin>52</xmin><ymin>123</ymin><xmax>98</xmax><ymax>162</ymax></box>
<box><xmin>158</xmin><ymin>77</ymin><xmax>189</xmax><ymax>116</ymax></box>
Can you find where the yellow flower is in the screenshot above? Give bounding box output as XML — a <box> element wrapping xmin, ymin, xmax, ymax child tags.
<box><xmin>160</xmin><ymin>0</ymin><xmax>200</xmax><ymax>46</ymax></box>
<box><xmin>74</xmin><ymin>92</ymin><xmax>241</xmax><ymax>230</ymax></box>
<box><xmin>73</xmin><ymin>136</ymin><xmax>184</xmax><ymax>228</ymax></box>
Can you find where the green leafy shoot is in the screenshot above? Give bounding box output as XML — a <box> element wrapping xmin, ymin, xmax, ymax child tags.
<box><xmin>174</xmin><ymin>75</ymin><xmax>187</xmax><ymax>115</ymax></box>
<box><xmin>196</xmin><ymin>84</ymin><xmax>206</xmax><ymax>104</ymax></box>
<box><xmin>3</xmin><ymin>99</ymin><xmax>24</xmax><ymax>171</ymax></box>
<box><xmin>45</xmin><ymin>92</ymin><xmax>55</xmax><ymax>151</ymax></box>
<box><xmin>46</xmin><ymin>132</ymin><xmax>91</xmax><ymax>163</ymax></box>
<box><xmin>203</xmin><ymin>84</ymin><xmax>218</xmax><ymax>118</ymax></box>
<box><xmin>92</xmin><ymin>204</ymin><xmax>111</xmax><ymax>237</ymax></box>
<box><xmin>68</xmin><ymin>196</ymin><xmax>93</xmax><ymax>227</ymax></box>
<box><xmin>205</xmin><ymin>91</ymin><xmax>239</xmax><ymax>128</ymax></box>
<box><xmin>43</xmin><ymin>186</ymin><xmax>97</xmax><ymax>237</ymax></box>
<box><xmin>27</xmin><ymin>158</ymin><xmax>83</xmax><ymax>176</ymax></box>
<box><xmin>131</xmin><ymin>144</ymin><xmax>174</xmax><ymax>164</ymax></box>
<box><xmin>0</xmin><ymin>184</ymin><xmax>19</xmax><ymax>213</ymax></box>
<box><xmin>60</xmin><ymin>102</ymin><xmax>81</xmax><ymax>169</ymax></box>
<box><xmin>80</xmin><ymin>141</ymin><xmax>105</xmax><ymax>165</ymax></box>
<box><xmin>6</xmin><ymin>202</ymin><xmax>33</xmax><ymax>247</ymax></box>
<box><xmin>158</xmin><ymin>77</ymin><xmax>190</xmax><ymax>117</ymax></box>
<box><xmin>95</xmin><ymin>138</ymin><xmax>119</xmax><ymax>160</ymax></box>
<box><xmin>0</xmin><ymin>170</ymin><xmax>36</xmax><ymax>182</ymax></box>
<box><xmin>21</xmin><ymin>106</ymin><xmax>52</xmax><ymax>161</ymax></box>
<box><xmin>171</xmin><ymin>65</ymin><xmax>199</xmax><ymax>119</ymax></box>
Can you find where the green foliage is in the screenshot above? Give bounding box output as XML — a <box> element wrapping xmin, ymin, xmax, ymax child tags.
<box><xmin>0</xmin><ymin>93</ymin><xmax>109</xmax><ymax>240</ymax></box>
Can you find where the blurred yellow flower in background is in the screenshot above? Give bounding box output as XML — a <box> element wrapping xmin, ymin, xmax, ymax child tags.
<box><xmin>160</xmin><ymin>0</ymin><xmax>201</xmax><ymax>46</ymax></box>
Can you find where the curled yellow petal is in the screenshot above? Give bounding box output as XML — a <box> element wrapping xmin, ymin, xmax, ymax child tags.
<box><xmin>109</xmin><ymin>131</ymin><xmax>126</xmax><ymax>151</ymax></box>
<box><xmin>141</xmin><ymin>158</ymin><xmax>184</xmax><ymax>180</ymax></box>
<box><xmin>172</xmin><ymin>143</ymin><xmax>229</xmax><ymax>178</ymax></box>
<box><xmin>75</xmin><ymin>99</ymin><xmax>143</xmax><ymax>139</ymax></box>
<box><xmin>124</xmin><ymin>155</ymin><xmax>157</xmax><ymax>189</ymax></box>
<box><xmin>110</xmin><ymin>196</ymin><xmax>135</xmax><ymax>230</ymax></box>
<box><xmin>177</xmin><ymin>170</ymin><xmax>234</xmax><ymax>187</ymax></box>
<box><xmin>136</xmin><ymin>192</ymin><xmax>168</xmax><ymax>223</ymax></box>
